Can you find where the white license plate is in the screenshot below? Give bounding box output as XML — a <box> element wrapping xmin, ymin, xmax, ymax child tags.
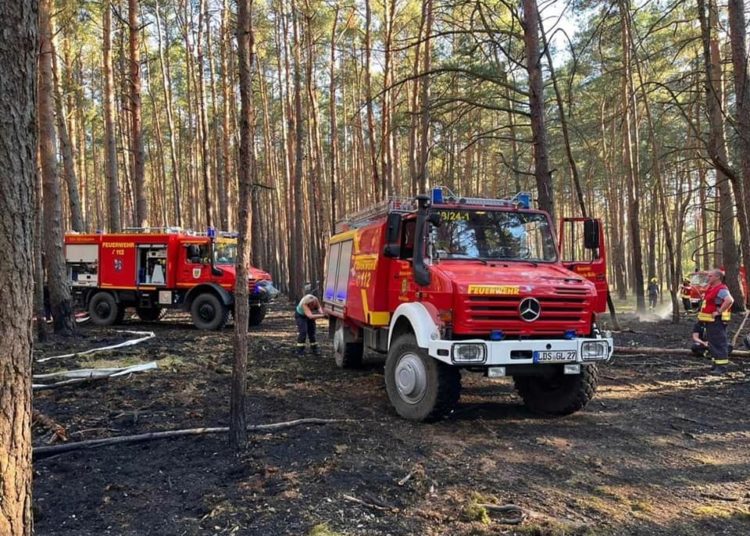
<box><xmin>535</xmin><ymin>350</ymin><xmax>577</xmax><ymax>362</ymax></box>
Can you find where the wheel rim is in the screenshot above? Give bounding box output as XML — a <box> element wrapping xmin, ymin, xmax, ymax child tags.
<box><xmin>198</xmin><ymin>302</ymin><xmax>216</xmax><ymax>322</ymax></box>
<box><xmin>394</xmin><ymin>352</ymin><xmax>428</xmax><ymax>405</ymax></box>
<box><xmin>95</xmin><ymin>300</ymin><xmax>111</xmax><ymax>319</ymax></box>
<box><xmin>333</xmin><ymin>327</ymin><xmax>344</xmax><ymax>359</ymax></box>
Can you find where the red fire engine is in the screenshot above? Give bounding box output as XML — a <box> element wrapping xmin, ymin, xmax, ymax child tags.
<box><xmin>64</xmin><ymin>229</ymin><xmax>274</xmax><ymax>329</ymax></box>
<box><xmin>322</xmin><ymin>189</ymin><xmax>613</xmax><ymax>421</ymax></box>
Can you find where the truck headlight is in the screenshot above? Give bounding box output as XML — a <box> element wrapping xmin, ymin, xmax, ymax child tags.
<box><xmin>581</xmin><ymin>341</ymin><xmax>609</xmax><ymax>360</ymax></box>
<box><xmin>452</xmin><ymin>343</ymin><xmax>486</xmax><ymax>363</ymax></box>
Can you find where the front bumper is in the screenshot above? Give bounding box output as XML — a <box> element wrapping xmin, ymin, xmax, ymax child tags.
<box><xmin>427</xmin><ymin>336</ymin><xmax>614</xmax><ymax>366</ymax></box>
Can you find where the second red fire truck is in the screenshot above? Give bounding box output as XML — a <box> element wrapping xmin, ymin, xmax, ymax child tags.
<box><xmin>64</xmin><ymin>229</ymin><xmax>274</xmax><ymax>329</ymax></box>
<box><xmin>322</xmin><ymin>188</ymin><xmax>613</xmax><ymax>421</ymax></box>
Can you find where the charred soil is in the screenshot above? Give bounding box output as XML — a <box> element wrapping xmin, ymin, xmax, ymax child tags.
<box><xmin>33</xmin><ymin>305</ymin><xmax>750</xmax><ymax>535</ymax></box>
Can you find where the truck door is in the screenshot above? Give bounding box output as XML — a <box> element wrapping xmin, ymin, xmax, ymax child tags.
<box><xmin>387</xmin><ymin>217</ymin><xmax>417</xmax><ymax>310</ymax></box>
<box><xmin>559</xmin><ymin>218</ymin><xmax>608</xmax><ymax>313</ymax></box>
<box><xmin>179</xmin><ymin>242</ymin><xmax>211</xmax><ymax>285</ymax></box>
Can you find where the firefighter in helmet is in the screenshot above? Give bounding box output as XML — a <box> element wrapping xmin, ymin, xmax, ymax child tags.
<box><xmin>696</xmin><ymin>269</ymin><xmax>734</xmax><ymax>375</ymax></box>
<box><xmin>680</xmin><ymin>278</ymin><xmax>693</xmax><ymax>313</ymax></box>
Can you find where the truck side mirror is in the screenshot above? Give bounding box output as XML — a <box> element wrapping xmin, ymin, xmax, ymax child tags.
<box><xmin>584</xmin><ymin>219</ymin><xmax>600</xmax><ymax>249</ymax></box>
<box><xmin>383</xmin><ymin>212</ymin><xmax>402</xmax><ymax>258</ymax></box>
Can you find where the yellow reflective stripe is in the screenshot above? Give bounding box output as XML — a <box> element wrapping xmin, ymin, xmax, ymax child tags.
<box><xmin>713</xmin><ymin>359</ymin><xmax>729</xmax><ymax>365</ymax></box>
<box><xmin>369</xmin><ymin>311</ymin><xmax>391</xmax><ymax>326</ymax></box>
<box><xmin>360</xmin><ymin>288</ymin><xmax>391</xmax><ymax>326</ymax></box>
<box><xmin>721</xmin><ymin>311</ymin><xmax>731</xmax><ymax>321</ymax></box>
<box><xmin>697</xmin><ymin>312</ymin><xmax>714</xmax><ymax>322</ymax></box>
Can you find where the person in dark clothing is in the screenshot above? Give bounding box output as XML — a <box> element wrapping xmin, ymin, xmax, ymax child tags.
<box><xmin>647</xmin><ymin>278</ymin><xmax>659</xmax><ymax>309</ymax></box>
<box><xmin>294</xmin><ymin>294</ymin><xmax>325</xmax><ymax>356</ymax></box>
<box><xmin>691</xmin><ymin>321</ymin><xmax>708</xmax><ymax>357</ymax></box>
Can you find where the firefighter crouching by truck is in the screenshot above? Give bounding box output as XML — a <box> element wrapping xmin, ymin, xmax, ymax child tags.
<box><xmin>322</xmin><ymin>189</ymin><xmax>614</xmax><ymax>421</ymax></box>
<box><xmin>696</xmin><ymin>269</ymin><xmax>734</xmax><ymax>375</ymax></box>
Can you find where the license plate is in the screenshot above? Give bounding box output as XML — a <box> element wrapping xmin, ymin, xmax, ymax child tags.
<box><xmin>535</xmin><ymin>350</ymin><xmax>577</xmax><ymax>362</ymax></box>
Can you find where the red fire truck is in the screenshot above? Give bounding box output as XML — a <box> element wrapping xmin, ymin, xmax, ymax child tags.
<box><xmin>64</xmin><ymin>229</ymin><xmax>274</xmax><ymax>329</ymax></box>
<box><xmin>322</xmin><ymin>189</ymin><xmax>613</xmax><ymax>421</ymax></box>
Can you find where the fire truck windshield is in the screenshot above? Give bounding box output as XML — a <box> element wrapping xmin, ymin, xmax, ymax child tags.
<box><xmin>213</xmin><ymin>241</ymin><xmax>237</xmax><ymax>265</ymax></box>
<box><xmin>431</xmin><ymin>209</ymin><xmax>557</xmax><ymax>262</ymax></box>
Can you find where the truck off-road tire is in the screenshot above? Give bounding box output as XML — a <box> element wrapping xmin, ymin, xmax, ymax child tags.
<box><xmin>385</xmin><ymin>334</ymin><xmax>461</xmax><ymax>422</ymax></box>
<box><xmin>248</xmin><ymin>303</ymin><xmax>267</xmax><ymax>327</ymax></box>
<box><xmin>88</xmin><ymin>292</ymin><xmax>121</xmax><ymax>326</ymax></box>
<box><xmin>333</xmin><ymin>320</ymin><xmax>363</xmax><ymax>368</ymax></box>
<box><xmin>190</xmin><ymin>293</ymin><xmax>229</xmax><ymax>330</ymax></box>
<box><xmin>514</xmin><ymin>364</ymin><xmax>599</xmax><ymax>416</ymax></box>
<box><xmin>136</xmin><ymin>306</ymin><xmax>161</xmax><ymax>322</ymax></box>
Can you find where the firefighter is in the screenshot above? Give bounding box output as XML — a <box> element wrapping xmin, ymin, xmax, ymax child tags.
<box><xmin>680</xmin><ymin>278</ymin><xmax>693</xmax><ymax>313</ymax></box>
<box><xmin>294</xmin><ymin>293</ymin><xmax>325</xmax><ymax>356</ymax></box>
<box><xmin>697</xmin><ymin>269</ymin><xmax>734</xmax><ymax>375</ymax></box>
<box><xmin>690</xmin><ymin>321</ymin><xmax>708</xmax><ymax>357</ymax></box>
<box><xmin>647</xmin><ymin>277</ymin><xmax>659</xmax><ymax>309</ymax></box>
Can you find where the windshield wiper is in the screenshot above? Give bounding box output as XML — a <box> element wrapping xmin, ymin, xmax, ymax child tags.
<box><xmin>446</xmin><ymin>254</ymin><xmax>488</xmax><ymax>265</ymax></box>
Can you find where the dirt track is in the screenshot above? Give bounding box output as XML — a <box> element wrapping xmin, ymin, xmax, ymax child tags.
<box><xmin>32</xmin><ymin>305</ymin><xmax>750</xmax><ymax>535</ymax></box>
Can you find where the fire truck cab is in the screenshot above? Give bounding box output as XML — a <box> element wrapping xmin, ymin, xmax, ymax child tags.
<box><xmin>65</xmin><ymin>228</ymin><xmax>273</xmax><ymax>329</ymax></box>
<box><xmin>322</xmin><ymin>189</ymin><xmax>613</xmax><ymax>421</ymax></box>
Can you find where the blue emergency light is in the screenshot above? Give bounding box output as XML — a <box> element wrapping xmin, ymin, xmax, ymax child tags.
<box><xmin>431</xmin><ymin>187</ymin><xmax>444</xmax><ymax>204</ymax></box>
<box><xmin>564</xmin><ymin>329</ymin><xmax>577</xmax><ymax>340</ymax></box>
<box><xmin>490</xmin><ymin>330</ymin><xmax>505</xmax><ymax>341</ymax></box>
<box><xmin>516</xmin><ymin>193</ymin><xmax>531</xmax><ymax>209</ymax></box>
<box><xmin>207</xmin><ymin>226</ymin><xmax>216</xmax><ymax>239</ymax></box>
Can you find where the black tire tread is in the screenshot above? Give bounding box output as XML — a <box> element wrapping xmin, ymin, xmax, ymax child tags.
<box><xmin>385</xmin><ymin>334</ymin><xmax>461</xmax><ymax>422</ymax></box>
<box><xmin>514</xmin><ymin>364</ymin><xmax>598</xmax><ymax>416</ymax></box>
<box><xmin>190</xmin><ymin>293</ymin><xmax>229</xmax><ymax>330</ymax></box>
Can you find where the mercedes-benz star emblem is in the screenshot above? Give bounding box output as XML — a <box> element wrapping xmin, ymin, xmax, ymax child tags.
<box><xmin>519</xmin><ymin>298</ymin><xmax>541</xmax><ymax>322</ymax></box>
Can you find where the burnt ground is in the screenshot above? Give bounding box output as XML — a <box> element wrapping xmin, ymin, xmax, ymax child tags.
<box><xmin>32</xmin><ymin>303</ymin><xmax>750</xmax><ymax>536</ymax></box>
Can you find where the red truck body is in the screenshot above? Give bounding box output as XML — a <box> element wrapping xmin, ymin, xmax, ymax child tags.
<box><xmin>64</xmin><ymin>230</ymin><xmax>273</xmax><ymax>329</ymax></box>
<box><xmin>322</xmin><ymin>190</ymin><xmax>613</xmax><ymax>421</ymax></box>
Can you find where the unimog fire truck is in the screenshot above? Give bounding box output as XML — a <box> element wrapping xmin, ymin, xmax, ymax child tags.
<box><xmin>64</xmin><ymin>229</ymin><xmax>273</xmax><ymax>329</ymax></box>
<box><xmin>322</xmin><ymin>188</ymin><xmax>613</xmax><ymax>421</ymax></box>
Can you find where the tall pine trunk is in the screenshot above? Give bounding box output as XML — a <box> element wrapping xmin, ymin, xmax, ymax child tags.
<box><xmin>0</xmin><ymin>1</ymin><xmax>36</xmax><ymax>532</ymax></box>
<box><xmin>39</xmin><ymin>0</ymin><xmax>75</xmax><ymax>335</ymax></box>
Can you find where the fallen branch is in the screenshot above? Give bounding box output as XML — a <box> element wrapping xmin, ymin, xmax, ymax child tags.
<box><xmin>699</xmin><ymin>492</ymin><xmax>741</xmax><ymax>502</ymax></box>
<box><xmin>33</xmin><ymin>418</ymin><xmax>350</xmax><ymax>458</ymax></box>
<box><xmin>32</xmin><ymin>411</ymin><xmax>68</xmax><ymax>443</ymax></box>
<box><xmin>614</xmin><ymin>346</ymin><xmax>750</xmax><ymax>357</ymax></box>
<box><xmin>342</xmin><ymin>494</ymin><xmax>392</xmax><ymax>511</ymax></box>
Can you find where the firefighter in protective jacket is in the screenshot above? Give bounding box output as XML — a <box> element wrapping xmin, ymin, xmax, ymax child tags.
<box><xmin>680</xmin><ymin>278</ymin><xmax>693</xmax><ymax>313</ymax></box>
<box><xmin>696</xmin><ymin>269</ymin><xmax>734</xmax><ymax>375</ymax></box>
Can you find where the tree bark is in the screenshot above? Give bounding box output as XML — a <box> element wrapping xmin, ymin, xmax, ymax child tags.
<box><xmin>51</xmin><ymin>33</ymin><xmax>84</xmax><ymax>232</ymax></box>
<box><xmin>0</xmin><ymin>0</ymin><xmax>36</xmax><ymax>533</ymax></box>
<box><xmin>727</xmin><ymin>0</ymin><xmax>750</xmax><ymax>307</ymax></box>
<box><xmin>196</xmin><ymin>0</ymin><xmax>213</xmax><ymax>228</ymax></box>
<box><xmin>232</xmin><ymin>0</ymin><xmax>256</xmax><ymax>450</ymax></box>
<box><xmin>698</xmin><ymin>0</ymin><xmax>744</xmax><ymax>307</ymax></box>
<box><xmin>363</xmin><ymin>0</ymin><xmax>381</xmax><ymax>200</ymax></box>
<box><xmin>154</xmin><ymin>0</ymin><xmax>182</xmax><ymax>227</ymax></box>
<box><xmin>129</xmin><ymin>0</ymin><xmax>148</xmax><ymax>227</ymax></box>
<box><xmin>40</xmin><ymin>0</ymin><xmax>75</xmax><ymax>335</ymax></box>
<box><xmin>619</xmin><ymin>0</ymin><xmax>645</xmax><ymax>311</ymax></box>
<box><xmin>103</xmin><ymin>0</ymin><xmax>121</xmax><ymax>231</ymax></box>
<box><xmin>522</xmin><ymin>0</ymin><xmax>555</xmax><ymax>221</ymax></box>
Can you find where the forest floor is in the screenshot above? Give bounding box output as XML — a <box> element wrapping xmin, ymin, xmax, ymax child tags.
<box><xmin>32</xmin><ymin>301</ymin><xmax>750</xmax><ymax>536</ymax></box>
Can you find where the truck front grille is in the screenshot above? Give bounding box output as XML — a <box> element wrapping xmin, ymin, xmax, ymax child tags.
<box><xmin>461</xmin><ymin>294</ymin><xmax>590</xmax><ymax>335</ymax></box>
